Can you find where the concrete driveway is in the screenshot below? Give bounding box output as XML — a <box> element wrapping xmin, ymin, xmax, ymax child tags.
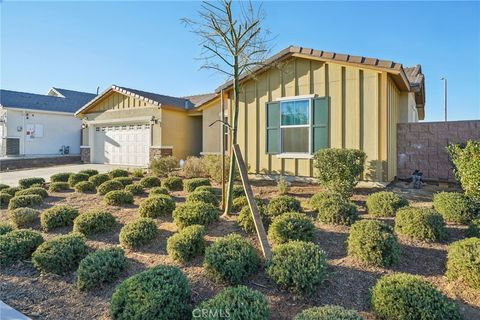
<box><xmin>0</xmin><ymin>164</ymin><xmax>135</xmax><ymax>186</ymax></box>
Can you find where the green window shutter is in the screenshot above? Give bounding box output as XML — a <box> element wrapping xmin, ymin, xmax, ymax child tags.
<box><xmin>312</xmin><ymin>97</ymin><xmax>329</xmax><ymax>153</ymax></box>
<box><xmin>266</xmin><ymin>101</ymin><xmax>280</xmax><ymax>154</ymax></box>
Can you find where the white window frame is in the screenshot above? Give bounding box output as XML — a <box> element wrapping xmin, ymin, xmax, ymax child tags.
<box><xmin>278</xmin><ymin>97</ymin><xmax>312</xmax><ymax>156</ymax></box>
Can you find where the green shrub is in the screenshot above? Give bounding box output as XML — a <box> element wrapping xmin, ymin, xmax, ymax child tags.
<box><xmin>184</xmin><ymin>178</ymin><xmax>211</xmax><ymax>192</ymax></box>
<box><xmin>347</xmin><ymin>220</ymin><xmax>400</xmax><ymax>267</ymax></box>
<box><xmin>467</xmin><ymin>219</ymin><xmax>480</xmax><ymax>237</ymax></box>
<box><xmin>130</xmin><ymin>168</ymin><xmax>144</xmax><ymax>178</ymax></box>
<box><xmin>15</xmin><ymin>186</ymin><xmax>48</xmax><ymax>199</ymax></box>
<box><xmin>68</xmin><ymin>173</ymin><xmax>89</xmax><ymax>187</ymax></box>
<box><xmin>395</xmin><ymin>207</ymin><xmax>447</xmax><ymax>242</ymax></box>
<box><xmin>8</xmin><ymin>194</ymin><xmax>43</xmax><ymax>210</ymax></box>
<box><xmin>97</xmin><ymin>180</ymin><xmax>124</xmax><ymax>195</ymax></box>
<box><xmin>48</xmin><ymin>182</ymin><xmax>70</xmax><ymax>192</ymax></box>
<box><xmin>231</xmin><ymin>185</ymin><xmax>245</xmax><ymax>199</ymax></box>
<box><xmin>0</xmin><ymin>192</ymin><xmax>12</xmax><ymax>208</ymax></box>
<box><xmin>313</xmin><ymin>148</ymin><xmax>366</xmax><ymax>198</ymax></box>
<box><xmin>167</xmin><ymin>225</ymin><xmax>205</xmax><ymax>262</ymax></box>
<box><xmin>50</xmin><ymin>172</ymin><xmax>72</xmax><ymax>182</ymax></box>
<box><xmin>149</xmin><ymin>155</ymin><xmax>178</xmax><ymax>177</ymax></box>
<box><xmin>447</xmin><ymin>140</ymin><xmax>480</xmax><ymax>201</ymax></box>
<box><xmin>314</xmin><ymin>192</ymin><xmax>358</xmax><ymax>226</ymax></box>
<box><xmin>194</xmin><ymin>286</ymin><xmax>269</xmax><ymax>319</ymax></box>
<box><xmin>0</xmin><ymin>222</ymin><xmax>14</xmax><ymax>235</ymax></box>
<box><xmin>76</xmin><ymin>247</ymin><xmax>127</xmax><ymax>291</ymax></box>
<box><xmin>203</xmin><ymin>234</ymin><xmax>260</xmax><ymax>284</ymax></box>
<box><xmin>113</xmin><ymin>176</ymin><xmax>133</xmax><ymax>186</ymax></box>
<box><xmin>267</xmin><ymin>240</ymin><xmax>328</xmax><ymax>294</ymax></box>
<box><xmin>182</xmin><ymin>156</ymin><xmax>207</xmax><ymax>178</ymax></box>
<box><xmin>125</xmin><ymin>183</ymin><xmax>144</xmax><ymax>195</ymax></box>
<box><xmin>108</xmin><ymin>169</ymin><xmax>129</xmax><ymax>178</ymax></box>
<box><xmin>104</xmin><ymin>190</ymin><xmax>134</xmax><ymax>206</ymax></box>
<box><xmin>138</xmin><ymin>195</ymin><xmax>175</xmax><ymax>218</ymax></box>
<box><xmin>73</xmin><ymin>209</ymin><xmax>116</xmax><ymax>235</ymax></box>
<box><xmin>186</xmin><ymin>190</ymin><xmax>219</xmax><ymax>207</ymax></box>
<box><xmin>277</xmin><ymin>176</ymin><xmax>291</xmax><ymax>195</ymax></box>
<box><xmin>0</xmin><ymin>229</ymin><xmax>44</xmax><ymax>266</ymax></box>
<box><xmin>40</xmin><ymin>205</ymin><xmax>79</xmax><ymax>231</ymax></box>
<box><xmin>74</xmin><ymin>181</ymin><xmax>96</xmax><ymax>193</ymax></box>
<box><xmin>149</xmin><ymin>186</ymin><xmax>169</xmax><ymax>196</ymax></box>
<box><xmin>0</xmin><ymin>184</ymin><xmax>9</xmax><ymax>191</ymax></box>
<box><xmin>9</xmin><ymin>207</ymin><xmax>40</xmax><ymax>228</ymax></box>
<box><xmin>237</xmin><ymin>204</ymin><xmax>270</xmax><ymax>233</ymax></box>
<box><xmin>195</xmin><ymin>185</ymin><xmax>218</xmax><ymax>195</ymax></box>
<box><xmin>232</xmin><ymin>195</ymin><xmax>264</xmax><ymax>212</ymax></box>
<box><xmin>294</xmin><ymin>305</ymin><xmax>363</xmax><ymax>320</ymax></box>
<box><xmin>267</xmin><ymin>195</ymin><xmax>301</xmax><ymax>219</ymax></box>
<box><xmin>2</xmin><ymin>187</ymin><xmax>22</xmax><ymax>196</ymax></box>
<box><xmin>268</xmin><ymin>212</ymin><xmax>315</xmax><ymax>244</ymax></box>
<box><xmin>446</xmin><ymin>237</ymin><xmax>480</xmax><ymax>289</ymax></box>
<box><xmin>110</xmin><ymin>265</ymin><xmax>190</xmax><ymax>320</ymax></box>
<box><xmin>433</xmin><ymin>191</ymin><xmax>475</xmax><ymax>224</ymax></box>
<box><xmin>370</xmin><ymin>273</ymin><xmax>461</xmax><ymax>320</ymax></box>
<box><xmin>162</xmin><ymin>176</ymin><xmax>183</xmax><ymax>191</ymax></box>
<box><xmin>173</xmin><ymin>202</ymin><xmax>219</xmax><ymax>229</ymax></box>
<box><xmin>119</xmin><ymin>218</ymin><xmax>158</xmax><ymax>248</ymax></box>
<box><xmin>202</xmin><ymin>154</ymin><xmax>241</xmax><ymax>183</ymax></box>
<box><xmin>139</xmin><ymin>176</ymin><xmax>161</xmax><ymax>188</ymax></box>
<box><xmin>78</xmin><ymin>169</ymin><xmax>99</xmax><ymax>177</ymax></box>
<box><xmin>366</xmin><ymin>191</ymin><xmax>409</xmax><ymax>217</ymax></box>
<box><xmin>88</xmin><ymin>173</ymin><xmax>110</xmax><ymax>187</ymax></box>
<box><xmin>19</xmin><ymin>177</ymin><xmax>45</xmax><ymax>188</ymax></box>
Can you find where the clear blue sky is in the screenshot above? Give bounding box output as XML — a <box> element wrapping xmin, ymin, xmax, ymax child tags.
<box><xmin>1</xmin><ymin>1</ymin><xmax>479</xmax><ymax>121</ymax></box>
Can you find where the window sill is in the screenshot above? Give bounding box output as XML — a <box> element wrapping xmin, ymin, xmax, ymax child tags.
<box><xmin>276</xmin><ymin>153</ymin><xmax>313</xmax><ymax>159</ymax></box>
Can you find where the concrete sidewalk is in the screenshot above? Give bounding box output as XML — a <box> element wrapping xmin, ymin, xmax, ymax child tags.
<box><xmin>0</xmin><ymin>301</ymin><xmax>30</xmax><ymax>320</ymax></box>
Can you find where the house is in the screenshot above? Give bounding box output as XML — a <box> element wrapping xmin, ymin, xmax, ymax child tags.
<box><xmin>0</xmin><ymin>88</ymin><xmax>96</xmax><ymax>157</ymax></box>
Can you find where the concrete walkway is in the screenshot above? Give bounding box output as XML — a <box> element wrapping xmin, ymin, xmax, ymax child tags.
<box><xmin>0</xmin><ymin>301</ymin><xmax>30</xmax><ymax>320</ymax></box>
<box><xmin>0</xmin><ymin>164</ymin><xmax>135</xmax><ymax>186</ymax></box>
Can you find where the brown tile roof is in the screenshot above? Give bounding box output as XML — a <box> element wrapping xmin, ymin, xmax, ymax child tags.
<box><xmin>404</xmin><ymin>65</ymin><xmax>424</xmax><ymax>87</ymax></box>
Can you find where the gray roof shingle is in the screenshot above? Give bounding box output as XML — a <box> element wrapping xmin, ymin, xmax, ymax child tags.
<box><xmin>114</xmin><ymin>86</ymin><xmax>195</xmax><ymax>109</ymax></box>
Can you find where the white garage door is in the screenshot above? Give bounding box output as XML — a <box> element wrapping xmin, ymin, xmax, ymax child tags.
<box><xmin>93</xmin><ymin>124</ymin><xmax>150</xmax><ymax>166</ymax></box>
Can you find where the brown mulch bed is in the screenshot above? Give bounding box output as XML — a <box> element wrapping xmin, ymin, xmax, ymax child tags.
<box><xmin>0</xmin><ymin>180</ymin><xmax>479</xmax><ymax>320</ymax></box>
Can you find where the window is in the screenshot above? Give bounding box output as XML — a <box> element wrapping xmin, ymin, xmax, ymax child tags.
<box><xmin>280</xmin><ymin>99</ymin><xmax>310</xmax><ymax>153</ymax></box>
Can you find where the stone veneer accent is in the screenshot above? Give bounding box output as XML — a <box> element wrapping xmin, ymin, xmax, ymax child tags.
<box><xmin>80</xmin><ymin>147</ymin><xmax>91</xmax><ymax>163</ymax></box>
<box><xmin>149</xmin><ymin>146</ymin><xmax>173</xmax><ymax>162</ymax></box>
<box><xmin>0</xmin><ymin>155</ymin><xmax>81</xmax><ymax>171</ymax></box>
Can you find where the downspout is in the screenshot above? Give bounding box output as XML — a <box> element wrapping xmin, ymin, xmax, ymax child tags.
<box><xmin>22</xmin><ymin>110</ymin><xmax>26</xmax><ymax>155</ymax></box>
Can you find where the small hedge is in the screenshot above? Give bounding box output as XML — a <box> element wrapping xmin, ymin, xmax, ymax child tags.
<box><xmin>0</xmin><ymin>193</ymin><xmax>12</xmax><ymax>208</ymax></box>
<box><xmin>2</xmin><ymin>187</ymin><xmax>22</xmax><ymax>196</ymax></box>
<box><xmin>32</xmin><ymin>233</ymin><xmax>88</xmax><ymax>274</ymax></box>
<box><xmin>108</xmin><ymin>169</ymin><xmax>129</xmax><ymax>178</ymax></box>
<box><xmin>50</xmin><ymin>172</ymin><xmax>73</xmax><ymax>182</ymax></box>
<box><xmin>173</xmin><ymin>202</ymin><xmax>219</xmax><ymax>229</ymax></box>
<box><xmin>268</xmin><ymin>212</ymin><xmax>315</xmax><ymax>244</ymax></box>
<box><xmin>195</xmin><ymin>185</ymin><xmax>218</xmax><ymax>195</ymax></box>
<box><xmin>447</xmin><ymin>140</ymin><xmax>480</xmax><ymax>201</ymax></box>
<box><xmin>186</xmin><ymin>190</ymin><xmax>219</xmax><ymax>207</ymax></box>
<box><xmin>0</xmin><ymin>222</ymin><xmax>14</xmax><ymax>235</ymax></box>
<box><xmin>237</xmin><ymin>204</ymin><xmax>270</xmax><ymax>233</ymax></box>
<box><xmin>394</xmin><ymin>207</ymin><xmax>447</xmax><ymax>242</ymax></box>
<box><xmin>315</xmin><ymin>192</ymin><xmax>358</xmax><ymax>226</ymax></box>
<box><xmin>267</xmin><ymin>195</ymin><xmax>302</xmax><ymax>219</ymax></box>
<box><xmin>125</xmin><ymin>183</ymin><xmax>144</xmax><ymax>195</ymax></box>
<box><xmin>138</xmin><ymin>195</ymin><xmax>175</xmax><ymax>218</ymax></box>
<box><xmin>139</xmin><ymin>176</ymin><xmax>161</xmax><ymax>188</ymax></box>
<box><xmin>167</xmin><ymin>225</ymin><xmax>205</xmax><ymax>263</ymax></box>
<box><xmin>232</xmin><ymin>185</ymin><xmax>245</xmax><ymax>199</ymax></box>
<box><xmin>203</xmin><ymin>234</ymin><xmax>260</xmax><ymax>284</ymax></box>
<box><xmin>119</xmin><ymin>218</ymin><xmax>158</xmax><ymax>249</ymax></box>
<box><xmin>467</xmin><ymin>219</ymin><xmax>480</xmax><ymax>237</ymax></box>
<box><xmin>184</xmin><ymin>178</ymin><xmax>211</xmax><ymax>192</ymax></box>
<box><xmin>74</xmin><ymin>181</ymin><xmax>96</xmax><ymax>193</ymax></box>
<box><xmin>88</xmin><ymin>173</ymin><xmax>110</xmax><ymax>187</ymax></box>
<box><xmin>109</xmin><ymin>265</ymin><xmax>191</xmax><ymax>320</ymax></box>
<box><xmin>113</xmin><ymin>176</ymin><xmax>133</xmax><ymax>186</ymax></box>
<box><xmin>97</xmin><ymin>180</ymin><xmax>124</xmax><ymax>195</ymax></box>
<box><xmin>446</xmin><ymin>237</ymin><xmax>480</xmax><ymax>289</ymax></box>
<box><xmin>366</xmin><ymin>191</ymin><xmax>409</xmax><ymax>217</ymax></box>
<box><xmin>0</xmin><ymin>229</ymin><xmax>44</xmax><ymax>266</ymax></box>
<box><xmin>433</xmin><ymin>192</ymin><xmax>475</xmax><ymax>224</ymax></box>
<box><xmin>8</xmin><ymin>194</ymin><xmax>43</xmax><ymax>210</ymax></box>
<box><xmin>370</xmin><ymin>273</ymin><xmax>461</xmax><ymax>320</ymax></box>
<box><xmin>149</xmin><ymin>186</ymin><xmax>169</xmax><ymax>196</ymax></box>
<box><xmin>68</xmin><ymin>173</ymin><xmax>90</xmax><ymax>187</ymax></box>
<box><xmin>232</xmin><ymin>195</ymin><xmax>248</xmax><ymax>212</ymax></box>
<box><xmin>40</xmin><ymin>205</ymin><xmax>79</xmax><ymax>231</ymax></box>
<box><xmin>78</xmin><ymin>169</ymin><xmax>99</xmax><ymax>177</ymax></box>
<box><xmin>104</xmin><ymin>190</ymin><xmax>134</xmax><ymax>206</ymax></box>
<box><xmin>48</xmin><ymin>182</ymin><xmax>70</xmax><ymax>192</ymax></box>
<box><xmin>19</xmin><ymin>177</ymin><xmax>45</xmax><ymax>188</ymax></box>
<box><xmin>267</xmin><ymin>240</ymin><xmax>328</xmax><ymax>294</ymax></box>
<box><xmin>76</xmin><ymin>247</ymin><xmax>127</xmax><ymax>291</ymax></box>
<box><xmin>347</xmin><ymin>220</ymin><xmax>400</xmax><ymax>267</ymax></box>
<box><xmin>15</xmin><ymin>187</ymin><xmax>48</xmax><ymax>199</ymax></box>
<box><xmin>194</xmin><ymin>286</ymin><xmax>269</xmax><ymax>319</ymax></box>
<box><xmin>162</xmin><ymin>176</ymin><xmax>183</xmax><ymax>191</ymax></box>
<box><xmin>0</xmin><ymin>184</ymin><xmax>10</xmax><ymax>191</ymax></box>
<box><xmin>294</xmin><ymin>305</ymin><xmax>363</xmax><ymax>320</ymax></box>
<box><xmin>73</xmin><ymin>209</ymin><xmax>116</xmax><ymax>235</ymax></box>
<box><xmin>8</xmin><ymin>207</ymin><xmax>40</xmax><ymax>228</ymax></box>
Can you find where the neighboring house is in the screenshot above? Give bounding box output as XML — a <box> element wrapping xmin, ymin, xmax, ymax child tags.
<box><xmin>0</xmin><ymin>88</ymin><xmax>96</xmax><ymax>157</ymax></box>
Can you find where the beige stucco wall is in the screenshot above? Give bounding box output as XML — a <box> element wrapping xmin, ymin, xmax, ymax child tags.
<box><xmin>201</xmin><ymin>100</ymin><xmax>223</xmax><ymax>154</ymax></box>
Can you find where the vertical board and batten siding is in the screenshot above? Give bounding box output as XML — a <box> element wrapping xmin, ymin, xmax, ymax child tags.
<box><xmin>89</xmin><ymin>92</ymin><xmax>149</xmax><ymax>112</ymax></box>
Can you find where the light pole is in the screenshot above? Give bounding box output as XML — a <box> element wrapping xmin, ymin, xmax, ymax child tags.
<box><xmin>441</xmin><ymin>77</ymin><xmax>447</xmax><ymax>122</ymax></box>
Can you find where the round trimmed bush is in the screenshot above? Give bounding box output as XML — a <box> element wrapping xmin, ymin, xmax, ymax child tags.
<box><xmin>267</xmin><ymin>195</ymin><xmax>302</xmax><ymax>219</ymax></box>
<box><xmin>49</xmin><ymin>182</ymin><xmax>70</xmax><ymax>192</ymax></box>
<box><xmin>68</xmin><ymin>173</ymin><xmax>89</xmax><ymax>187</ymax></box>
<box><xmin>76</xmin><ymin>247</ymin><xmax>127</xmax><ymax>291</ymax></box>
<box><xmin>203</xmin><ymin>233</ymin><xmax>260</xmax><ymax>284</ymax></box>
<box><xmin>237</xmin><ymin>204</ymin><xmax>270</xmax><ymax>233</ymax></box>
<box><xmin>347</xmin><ymin>220</ymin><xmax>400</xmax><ymax>267</ymax></box>
<box><xmin>366</xmin><ymin>191</ymin><xmax>409</xmax><ymax>217</ymax></box>
<box><xmin>268</xmin><ymin>212</ymin><xmax>315</xmax><ymax>244</ymax></box>
<box><xmin>184</xmin><ymin>178</ymin><xmax>211</xmax><ymax>192</ymax></box>
<box><xmin>294</xmin><ymin>305</ymin><xmax>363</xmax><ymax>320</ymax></box>
<box><xmin>0</xmin><ymin>184</ymin><xmax>10</xmax><ymax>191</ymax></box>
<box><xmin>2</xmin><ymin>187</ymin><xmax>22</xmax><ymax>196</ymax></box>
<box><xmin>113</xmin><ymin>176</ymin><xmax>133</xmax><ymax>186</ymax></box>
<box><xmin>446</xmin><ymin>237</ymin><xmax>480</xmax><ymax>289</ymax></box>
<box><xmin>32</xmin><ymin>233</ymin><xmax>88</xmax><ymax>274</ymax></box>
<box><xmin>267</xmin><ymin>240</ymin><xmax>328</xmax><ymax>294</ymax></box>
<box><xmin>88</xmin><ymin>173</ymin><xmax>110</xmax><ymax>187</ymax></box>
<box><xmin>194</xmin><ymin>286</ymin><xmax>269</xmax><ymax>319</ymax></box>
<box><xmin>232</xmin><ymin>195</ymin><xmax>248</xmax><ymax>212</ymax></box>
<box><xmin>0</xmin><ymin>229</ymin><xmax>44</xmax><ymax>266</ymax></box>
<box><xmin>173</xmin><ymin>201</ymin><xmax>219</xmax><ymax>229</ymax></box>
<box><xmin>186</xmin><ymin>190</ymin><xmax>219</xmax><ymax>207</ymax></box>
<box><xmin>138</xmin><ymin>195</ymin><xmax>175</xmax><ymax>218</ymax></box>
<box><xmin>110</xmin><ymin>265</ymin><xmax>191</xmax><ymax>320</ymax></box>
<box><xmin>0</xmin><ymin>222</ymin><xmax>14</xmax><ymax>235</ymax></box>
<box><xmin>97</xmin><ymin>180</ymin><xmax>124</xmax><ymax>195</ymax></box>
<box><xmin>310</xmin><ymin>191</ymin><xmax>341</xmax><ymax>209</ymax></box>
<box><xmin>370</xmin><ymin>273</ymin><xmax>461</xmax><ymax>320</ymax></box>
<box><xmin>167</xmin><ymin>224</ymin><xmax>205</xmax><ymax>263</ymax></box>
<box><xmin>9</xmin><ymin>207</ymin><xmax>40</xmax><ymax>228</ymax></box>
<box><xmin>139</xmin><ymin>176</ymin><xmax>161</xmax><ymax>188</ymax></box>
<box><xmin>162</xmin><ymin>176</ymin><xmax>183</xmax><ymax>191</ymax></box>
<box><xmin>19</xmin><ymin>177</ymin><xmax>45</xmax><ymax>188</ymax></box>
<box><xmin>149</xmin><ymin>186</ymin><xmax>169</xmax><ymax>196</ymax></box>
<box><xmin>467</xmin><ymin>219</ymin><xmax>480</xmax><ymax>237</ymax></box>
<box><xmin>78</xmin><ymin>169</ymin><xmax>99</xmax><ymax>177</ymax></box>
<box><xmin>119</xmin><ymin>218</ymin><xmax>158</xmax><ymax>248</ymax></box>
<box><xmin>8</xmin><ymin>194</ymin><xmax>43</xmax><ymax>210</ymax></box>
<box><xmin>74</xmin><ymin>181</ymin><xmax>96</xmax><ymax>193</ymax></box>
<box><xmin>194</xmin><ymin>185</ymin><xmax>218</xmax><ymax>195</ymax></box>
<box><xmin>50</xmin><ymin>172</ymin><xmax>73</xmax><ymax>182</ymax></box>
<box><xmin>394</xmin><ymin>207</ymin><xmax>447</xmax><ymax>242</ymax></box>
<box><xmin>313</xmin><ymin>192</ymin><xmax>358</xmax><ymax>225</ymax></box>
<box><xmin>41</xmin><ymin>205</ymin><xmax>79</xmax><ymax>231</ymax></box>
<box><xmin>232</xmin><ymin>185</ymin><xmax>245</xmax><ymax>199</ymax></box>
<box><xmin>73</xmin><ymin>209</ymin><xmax>116</xmax><ymax>235</ymax></box>
<box><xmin>108</xmin><ymin>169</ymin><xmax>129</xmax><ymax>179</ymax></box>
<box><xmin>0</xmin><ymin>192</ymin><xmax>12</xmax><ymax>208</ymax></box>
<box><xmin>104</xmin><ymin>190</ymin><xmax>134</xmax><ymax>206</ymax></box>
<box><xmin>15</xmin><ymin>187</ymin><xmax>48</xmax><ymax>199</ymax></box>
<box><xmin>125</xmin><ymin>183</ymin><xmax>144</xmax><ymax>195</ymax></box>
<box><xmin>433</xmin><ymin>192</ymin><xmax>475</xmax><ymax>224</ymax></box>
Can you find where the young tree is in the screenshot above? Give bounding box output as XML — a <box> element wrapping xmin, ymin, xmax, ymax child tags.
<box><xmin>183</xmin><ymin>0</ymin><xmax>271</xmax><ymax>215</ymax></box>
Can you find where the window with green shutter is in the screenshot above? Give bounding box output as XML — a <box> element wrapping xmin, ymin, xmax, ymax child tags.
<box><xmin>266</xmin><ymin>101</ymin><xmax>280</xmax><ymax>154</ymax></box>
<box><xmin>312</xmin><ymin>97</ymin><xmax>329</xmax><ymax>152</ymax></box>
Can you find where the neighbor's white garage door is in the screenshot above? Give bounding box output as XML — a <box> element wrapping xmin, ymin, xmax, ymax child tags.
<box><xmin>93</xmin><ymin>124</ymin><xmax>150</xmax><ymax>166</ymax></box>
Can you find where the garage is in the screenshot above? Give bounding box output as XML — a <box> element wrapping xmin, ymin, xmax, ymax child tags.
<box><xmin>93</xmin><ymin>123</ymin><xmax>150</xmax><ymax>166</ymax></box>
